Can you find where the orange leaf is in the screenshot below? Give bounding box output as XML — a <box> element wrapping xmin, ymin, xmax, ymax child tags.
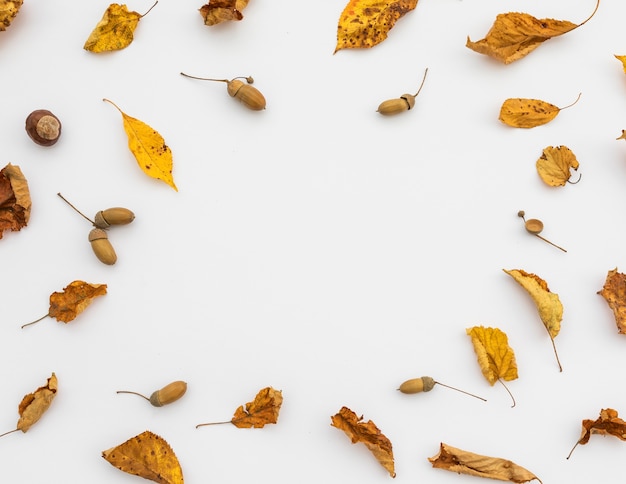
<box><xmin>331</xmin><ymin>406</ymin><xmax>396</xmax><ymax>478</ymax></box>
<box><xmin>0</xmin><ymin>163</ymin><xmax>31</xmax><ymax>239</ymax></box>
<box><xmin>16</xmin><ymin>373</ymin><xmax>57</xmax><ymax>433</ymax></box>
<box><xmin>199</xmin><ymin>0</ymin><xmax>249</xmax><ymax>26</ymax></box>
<box><xmin>48</xmin><ymin>280</ymin><xmax>108</xmax><ymax>323</ymax></box>
<box><xmin>102</xmin><ymin>430</ymin><xmax>184</xmax><ymax>484</ymax></box>
<box><xmin>597</xmin><ymin>268</ymin><xmax>626</xmax><ymax>334</ymax></box>
<box><xmin>615</xmin><ymin>55</ymin><xmax>626</xmax><ymax>73</ymax></box>
<box><xmin>499</xmin><ymin>94</ymin><xmax>581</xmax><ymax>129</ymax></box>
<box><xmin>536</xmin><ymin>146</ymin><xmax>580</xmax><ymax>187</ymax></box>
<box><xmin>567</xmin><ymin>408</ymin><xmax>626</xmax><ymax>459</ymax></box>
<box><xmin>0</xmin><ymin>0</ymin><xmax>23</xmax><ymax>32</ymax></box>
<box><xmin>335</xmin><ymin>0</ymin><xmax>418</xmax><ymax>53</ymax></box>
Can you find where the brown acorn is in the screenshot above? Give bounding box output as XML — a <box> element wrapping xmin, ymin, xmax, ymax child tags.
<box><xmin>117</xmin><ymin>381</ymin><xmax>187</xmax><ymax>407</ymax></box>
<box><xmin>25</xmin><ymin>109</ymin><xmax>62</xmax><ymax>146</ymax></box>
<box><xmin>88</xmin><ymin>228</ymin><xmax>117</xmax><ymax>265</ymax></box>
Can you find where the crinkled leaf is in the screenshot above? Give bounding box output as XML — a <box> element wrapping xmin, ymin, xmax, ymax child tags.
<box><xmin>331</xmin><ymin>406</ymin><xmax>396</xmax><ymax>478</ymax></box>
<box><xmin>0</xmin><ymin>0</ymin><xmax>22</xmax><ymax>31</ymax></box>
<box><xmin>104</xmin><ymin>99</ymin><xmax>177</xmax><ymax>191</ymax></box>
<box><xmin>231</xmin><ymin>387</ymin><xmax>283</xmax><ymax>428</ymax></box>
<box><xmin>466</xmin><ymin>326</ymin><xmax>518</xmax><ymax>385</ymax></box>
<box><xmin>536</xmin><ymin>145</ymin><xmax>579</xmax><ymax>187</ymax></box>
<box><xmin>102</xmin><ymin>430</ymin><xmax>184</xmax><ymax>484</ymax></box>
<box><xmin>48</xmin><ymin>280</ymin><xmax>108</xmax><ymax>323</ymax></box>
<box><xmin>17</xmin><ymin>373</ymin><xmax>57</xmax><ymax>433</ymax></box>
<box><xmin>598</xmin><ymin>268</ymin><xmax>626</xmax><ymax>334</ymax></box>
<box><xmin>84</xmin><ymin>4</ymin><xmax>144</xmax><ymax>53</ymax></box>
<box><xmin>199</xmin><ymin>0</ymin><xmax>249</xmax><ymax>26</ymax></box>
<box><xmin>568</xmin><ymin>408</ymin><xmax>626</xmax><ymax>459</ymax></box>
<box><xmin>0</xmin><ymin>163</ymin><xmax>31</xmax><ymax>239</ymax></box>
<box><xmin>335</xmin><ymin>0</ymin><xmax>418</xmax><ymax>53</ymax></box>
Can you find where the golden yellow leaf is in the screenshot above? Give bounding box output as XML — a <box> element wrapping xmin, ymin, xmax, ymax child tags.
<box><xmin>102</xmin><ymin>430</ymin><xmax>184</xmax><ymax>484</ymax></box>
<box><xmin>84</xmin><ymin>2</ymin><xmax>157</xmax><ymax>53</ymax></box>
<box><xmin>499</xmin><ymin>94</ymin><xmax>580</xmax><ymax>129</ymax></box>
<box><xmin>615</xmin><ymin>55</ymin><xmax>626</xmax><ymax>73</ymax></box>
<box><xmin>536</xmin><ymin>145</ymin><xmax>580</xmax><ymax>187</ymax></box>
<box><xmin>466</xmin><ymin>0</ymin><xmax>599</xmax><ymax>64</ymax></box>
<box><xmin>104</xmin><ymin>99</ymin><xmax>177</xmax><ymax>191</ymax></box>
<box><xmin>199</xmin><ymin>0</ymin><xmax>249</xmax><ymax>26</ymax></box>
<box><xmin>0</xmin><ymin>0</ymin><xmax>22</xmax><ymax>31</ymax></box>
<box><xmin>503</xmin><ymin>269</ymin><xmax>563</xmax><ymax>371</ymax></box>
<box><xmin>331</xmin><ymin>406</ymin><xmax>395</xmax><ymax>478</ymax></box>
<box><xmin>335</xmin><ymin>0</ymin><xmax>418</xmax><ymax>53</ymax></box>
<box><xmin>597</xmin><ymin>268</ymin><xmax>626</xmax><ymax>334</ymax></box>
<box><xmin>429</xmin><ymin>443</ymin><xmax>542</xmax><ymax>483</ymax></box>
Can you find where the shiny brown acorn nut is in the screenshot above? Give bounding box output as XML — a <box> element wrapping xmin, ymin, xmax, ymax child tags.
<box><xmin>94</xmin><ymin>208</ymin><xmax>136</xmax><ymax>229</ymax></box>
<box><xmin>117</xmin><ymin>381</ymin><xmax>187</xmax><ymax>407</ymax></box>
<box><xmin>25</xmin><ymin>109</ymin><xmax>62</xmax><ymax>146</ymax></box>
<box><xmin>180</xmin><ymin>72</ymin><xmax>266</xmax><ymax>110</ymax></box>
<box><xmin>377</xmin><ymin>68</ymin><xmax>428</xmax><ymax>116</ymax></box>
<box><xmin>398</xmin><ymin>376</ymin><xmax>435</xmax><ymax>394</ymax></box>
<box><xmin>88</xmin><ymin>228</ymin><xmax>117</xmax><ymax>265</ymax></box>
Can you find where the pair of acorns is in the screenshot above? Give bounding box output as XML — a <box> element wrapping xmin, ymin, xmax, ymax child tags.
<box><xmin>58</xmin><ymin>193</ymin><xmax>135</xmax><ymax>265</ymax></box>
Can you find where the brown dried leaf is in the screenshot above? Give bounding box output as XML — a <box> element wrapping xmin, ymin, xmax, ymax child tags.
<box><xmin>231</xmin><ymin>386</ymin><xmax>283</xmax><ymax>428</ymax></box>
<box><xmin>568</xmin><ymin>408</ymin><xmax>626</xmax><ymax>459</ymax></box>
<box><xmin>102</xmin><ymin>430</ymin><xmax>184</xmax><ymax>484</ymax></box>
<box><xmin>334</xmin><ymin>0</ymin><xmax>418</xmax><ymax>53</ymax></box>
<box><xmin>536</xmin><ymin>145</ymin><xmax>580</xmax><ymax>187</ymax></box>
<box><xmin>17</xmin><ymin>373</ymin><xmax>57</xmax><ymax>433</ymax></box>
<box><xmin>331</xmin><ymin>406</ymin><xmax>396</xmax><ymax>478</ymax></box>
<box><xmin>0</xmin><ymin>163</ymin><xmax>31</xmax><ymax>239</ymax></box>
<box><xmin>597</xmin><ymin>268</ymin><xmax>626</xmax><ymax>334</ymax></box>
<box><xmin>466</xmin><ymin>1</ymin><xmax>599</xmax><ymax>64</ymax></box>
<box><xmin>48</xmin><ymin>280</ymin><xmax>108</xmax><ymax>323</ymax></box>
<box><xmin>199</xmin><ymin>0</ymin><xmax>249</xmax><ymax>26</ymax></box>
<box><xmin>0</xmin><ymin>0</ymin><xmax>23</xmax><ymax>31</ymax></box>
<box><xmin>429</xmin><ymin>442</ymin><xmax>542</xmax><ymax>483</ymax></box>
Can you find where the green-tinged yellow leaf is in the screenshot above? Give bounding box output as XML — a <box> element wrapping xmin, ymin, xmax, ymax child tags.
<box><xmin>466</xmin><ymin>326</ymin><xmax>518</xmax><ymax>385</ymax></box>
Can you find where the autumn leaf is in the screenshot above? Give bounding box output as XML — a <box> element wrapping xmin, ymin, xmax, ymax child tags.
<box><xmin>617</xmin><ymin>130</ymin><xmax>626</xmax><ymax>142</ymax></box>
<box><xmin>0</xmin><ymin>163</ymin><xmax>31</xmax><ymax>239</ymax></box>
<box><xmin>104</xmin><ymin>99</ymin><xmax>177</xmax><ymax>191</ymax></box>
<box><xmin>466</xmin><ymin>0</ymin><xmax>599</xmax><ymax>64</ymax></box>
<box><xmin>0</xmin><ymin>373</ymin><xmax>58</xmax><ymax>438</ymax></box>
<box><xmin>199</xmin><ymin>0</ymin><xmax>249</xmax><ymax>26</ymax></box>
<box><xmin>429</xmin><ymin>442</ymin><xmax>542</xmax><ymax>483</ymax></box>
<box><xmin>503</xmin><ymin>269</ymin><xmax>563</xmax><ymax>371</ymax></box>
<box><xmin>597</xmin><ymin>268</ymin><xmax>626</xmax><ymax>334</ymax></box>
<box><xmin>536</xmin><ymin>145</ymin><xmax>580</xmax><ymax>187</ymax></box>
<box><xmin>615</xmin><ymin>55</ymin><xmax>626</xmax><ymax>73</ymax></box>
<box><xmin>102</xmin><ymin>430</ymin><xmax>184</xmax><ymax>484</ymax></box>
<box><xmin>567</xmin><ymin>408</ymin><xmax>626</xmax><ymax>459</ymax></box>
<box><xmin>466</xmin><ymin>326</ymin><xmax>518</xmax><ymax>407</ymax></box>
<box><xmin>22</xmin><ymin>281</ymin><xmax>108</xmax><ymax>328</ymax></box>
<box><xmin>196</xmin><ymin>386</ymin><xmax>283</xmax><ymax>428</ymax></box>
<box><xmin>84</xmin><ymin>2</ymin><xmax>157</xmax><ymax>53</ymax></box>
<box><xmin>499</xmin><ymin>94</ymin><xmax>581</xmax><ymax>129</ymax></box>
<box><xmin>0</xmin><ymin>0</ymin><xmax>22</xmax><ymax>31</ymax></box>
<box><xmin>331</xmin><ymin>406</ymin><xmax>395</xmax><ymax>478</ymax></box>
<box><xmin>334</xmin><ymin>0</ymin><xmax>418</xmax><ymax>53</ymax></box>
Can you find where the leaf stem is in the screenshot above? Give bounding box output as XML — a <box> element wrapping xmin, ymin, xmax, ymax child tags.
<box><xmin>141</xmin><ymin>0</ymin><xmax>158</xmax><ymax>17</ymax></box>
<box><xmin>0</xmin><ymin>428</ymin><xmax>19</xmax><ymax>438</ymax></box>
<box><xmin>498</xmin><ymin>379</ymin><xmax>516</xmax><ymax>408</ymax></box>
<box><xmin>559</xmin><ymin>92</ymin><xmax>582</xmax><ymax>111</ymax></box>
<box><xmin>57</xmin><ymin>193</ymin><xmax>95</xmax><ymax>225</ymax></box>
<box><xmin>566</xmin><ymin>439</ymin><xmax>581</xmax><ymax>459</ymax></box>
<box><xmin>434</xmin><ymin>381</ymin><xmax>487</xmax><ymax>401</ymax></box>
<box><xmin>21</xmin><ymin>314</ymin><xmax>49</xmax><ymax>329</ymax></box>
<box><xmin>196</xmin><ymin>420</ymin><xmax>232</xmax><ymax>428</ymax></box>
<box><xmin>549</xmin><ymin>336</ymin><xmax>563</xmax><ymax>372</ymax></box>
<box><xmin>578</xmin><ymin>0</ymin><xmax>600</xmax><ymax>28</ymax></box>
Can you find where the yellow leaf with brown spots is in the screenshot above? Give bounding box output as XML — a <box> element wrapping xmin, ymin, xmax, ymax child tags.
<box><xmin>536</xmin><ymin>146</ymin><xmax>580</xmax><ymax>187</ymax></box>
<box><xmin>0</xmin><ymin>0</ymin><xmax>22</xmax><ymax>31</ymax></box>
<box><xmin>598</xmin><ymin>268</ymin><xmax>626</xmax><ymax>334</ymax></box>
<box><xmin>499</xmin><ymin>94</ymin><xmax>580</xmax><ymax>128</ymax></box>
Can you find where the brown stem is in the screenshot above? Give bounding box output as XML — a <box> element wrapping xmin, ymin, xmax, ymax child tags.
<box><xmin>498</xmin><ymin>379</ymin><xmax>516</xmax><ymax>408</ymax></box>
<box><xmin>577</xmin><ymin>0</ymin><xmax>600</xmax><ymax>28</ymax></box>
<box><xmin>434</xmin><ymin>381</ymin><xmax>487</xmax><ymax>401</ymax></box>
<box><xmin>412</xmin><ymin>68</ymin><xmax>429</xmax><ymax>97</ymax></box>
<box><xmin>196</xmin><ymin>420</ymin><xmax>231</xmax><ymax>428</ymax></box>
<box><xmin>141</xmin><ymin>0</ymin><xmax>158</xmax><ymax>17</ymax></box>
<box><xmin>116</xmin><ymin>390</ymin><xmax>150</xmax><ymax>402</ymax></box>
<box><xmin>567</xmin><ymin>172</ymin><xmax>582</xmax><ymax>185</ymax></box>
<box><xmin>21</xmin><ymin>314</ymin><xmax>49</xmax><ymax>329</ymax></box>
<box><xmin>57</xmin><ymin>193</ymin><xmax>95</xmax><ymax>225</ymax></box>
<box><xmin>549</xmin><ymin>336</ymin><xmax>563</xmax><ymax>372</ymax></box>
<box><xmin>0</xmin><ymin>428</ymin><xmax>19</xmax><ymax>438</ymax></box>
<box><xmin>534</xmin><ymin>234</ymin><xmax>567</xmax><ymax>253</ymax></box>
<box><xmin>559</xmin><ymin>92</ymin><xmax>582</xmax><ymax>111</ymax></box>
<box><xmin>180</xmin><ymin>73</ymin><xmax>228</xmax><ymax>83</ymax></box>
<box><xmin>566</xmin><ymin>439</ymin><xmax>581</xmax><ymax>459</ymax></box>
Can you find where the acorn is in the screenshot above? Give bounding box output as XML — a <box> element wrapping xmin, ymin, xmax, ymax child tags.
<box><xmin>117</xmin><ymin>381</ymin><xmax>187</xmax><ymax>407</ymax></box>
<box><xmin>88</xmin><ymin>228</ymin><xmax>117</xmax><ymax>265</ymax></box>
<box><xmin>94</xmin><ymin>208</ymin><xmax>135</xmax><ymax>229</ymax></box>
<box><xmin>25</xmin><ymin>109</ymin><xmax>62</xmax><ymax>146</ymax></box>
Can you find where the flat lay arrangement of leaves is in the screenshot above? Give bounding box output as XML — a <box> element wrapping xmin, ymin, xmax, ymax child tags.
<box><xmin>4</xmin><ymin>0</ymin><xmax>626</xmax><ymax>482</ymax></box>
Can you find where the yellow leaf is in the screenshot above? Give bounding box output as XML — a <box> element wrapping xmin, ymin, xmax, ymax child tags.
<box><xmin>597</xmin><ymin>268</ymin><xmax>626</xmax><ymax>334</ymax></box>
<box><xmin>466</xmin><ymin>0</ymin><xmax>599</xmax><ymax>64</ymax></box>
<box><xmin>335</xmin><ymin>0</ymin><xmax>418</xmax><ymax>53</ymax></box>
<box><xmin>104</xmin><ymin>99</ymin><xmax>177</xmax><ymax>191</ymax></box>
<box><xmin>535</xmin><ymin>145</ymin><xmax>580</xmax><ymax>187</ymax></box>
<box><xmin>84</xmin><ymin>2</ymin><xmax>157</xmax><ymax>53</ymax></box>
<box><xmin>466</xmin><ymin>326</ymin><xmax>518</xmax><ymax>386</ymax></box>
<box><xmin>102</xmin><ymin>430</ymin><xmax>184</xmax><ymax>484</ymax></box>
<box><xmin>0</xmin><ymin>0</ymin><xmax>23</xmax><ymax>32</ymax></box>
<box><xmin>504</xmin><ymin>269</ymin><xmax>563</xmax><ymax>371</ymax></box>
<box><xmin>499</xmin><ymin>94</ymin><xmax>580</xmax><ymax>129</ymax></box>
<box><xmin>615</xmin><ymin>55</ymin><xmax>626</xmax><ymax>73</ymax></box>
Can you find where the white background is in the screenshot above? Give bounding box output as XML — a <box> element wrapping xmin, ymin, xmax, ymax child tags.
<box><xmin>2</xmin><ymin>0</ymin><xmax>626</xmax><ymax>482</ymax></box>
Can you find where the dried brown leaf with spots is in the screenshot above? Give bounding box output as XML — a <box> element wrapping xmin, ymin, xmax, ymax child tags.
<box><xmin>331</xmin><ymin>406</ymin><xmax>396</xmax><ymax>478</ymax></box>
<box><xmin>567</xmin><ymin>408</ymin><xmax>626</xmax><ymax>459</ymax></box>
<box><xmin>536</xmin><ymin>146</ymin><xmax>580</xmax><ymax>187</ymax></box>
<box><xmin>0</xmin><ymin>163</ymin><xmax>31</xmax><ymax>239</ymax></box>
<box><xmin>499</xmin><ymin>94</ymin><xmax>581</xmax><ymax>128</ymax></box>
<box><xmin>466</xmin><ymin>0</ymin><xmax>599</xmax><ymax>64</ymax></box>
<box><xmin>429</xmin><ymin>442</ymin><xmax>542</xmax><ymax>483</ymax></box>
<box><xmin>199</xmin><ymin>0</ymin><xmax>249</xmax><ymax>26</ymax></box>
<box><xmin>0</xmin><ymin>0</ymin><xmax>22</xmax><ymax>31</ymax></box>
<box><xmin>597</xmin><ymin>268</ymin><xmax>626</xmax><ymax>334</ymax></box>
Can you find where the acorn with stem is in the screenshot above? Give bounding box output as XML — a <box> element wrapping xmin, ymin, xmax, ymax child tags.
<box><xmin>180</xmin><ymin>72</ymin><xmax>266</xmax><ymax>110</ymax></box>
<box><xmin>518</xmin><ymin>210</ymin><xmax>566</xmax><ymax>253</ymax></box>
<box><xmin>398</xmin><ymin>376</ymin><xmax>486</xmax><ymax>401</ymax></box>
<box><xmin>117</xmin><ymin>381</ymin><xmax>187</xmax><ymax>407</ymax></box>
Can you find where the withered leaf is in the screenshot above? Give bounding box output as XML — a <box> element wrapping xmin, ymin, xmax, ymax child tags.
<box><xmin>0</xmin><ymin>0</ymin><xmax>22</xmax><ymax>31</ymax></box>
<box><xmin>0</xmin><ymin>163</ymin><xmax>31</xmax><ymax>239</ymax></box>
<box><xmin>499</xmin><ymin>94</ymin><xmax>580</xmax><ymax>128</ymax></box>
<box><xmin>84</xmin><ymin>2</ymin><xmax>157</xmax><ymax>53</ymax></box>
<box><xmin>466</xmin><ymin>0</ymin><xmax>599</xmax><ymax>64</ymax></box>
<box><xmin>199</xmin><ymin>0</ymin><xmax>249</xmax><ymax>26</ymax></box>
<box><xmin>104</xmin><ymin>99</ymin><xmax>177</xmax><ymax>191</ymax></box>
<box><xmin>536</xmin><ymin>145</ymin><xmax>580</xmax><ymax>187</ymax></box>
<box><xmin>615</xmin><ymin>55</ymin><xmax>626</xmax><ymax>73</ymax></box>
<box><xmin>503</xmin><ymin>269</ymin><xmax>563</xmax><ymax>371</ymax></box>
<box><xmin>567</xmin><ymin>408</ymin><xmax>626</xmax><ymax>459</ymax></box>
<box><xmin>102</xmin><ymin>430</ymin><xmax>184</xmax><ymax>484</ymax></box>
<box><xmin>597</xmin><ymin>268</ymin><xmax>626</xmax><ymax>334</ymax></box>
<box><xmin>331</xmin><ymin>406</ymin><xmax>395</xmax><ymax>478</ymax></box>
<box><xmin>335</xmin><ymin>0</ymin><xmax>418</xmax><ymax>53</ymax></box>
<box><xmin>429</xmin><ymin>442</ymin><xmax>542</xmax><ymax>483</ymax></box>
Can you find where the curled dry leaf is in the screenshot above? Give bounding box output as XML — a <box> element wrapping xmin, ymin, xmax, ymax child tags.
<box><xmin>499</xmin><ymin>94</ymin><xmax>581</xmax><ymax>129</ymax></box>
<box><xmin>335</xmin><ymin>0</ymin><xmax>418</xmax><ymax>53</ymax></box>
<box><xmin>503</xmin><ymin>269</ymin><xmax>563</xmax><ymax>371</ymax></box>
<box><xmin>331</xmin><ymin>406</ymin><xmax>395</xmax><ymax>478</ymax></box>
<box><xmin>0</xmin><ymin>0</ymin><xmax>22</xmax><ymax>31</ymax></box>
<box><xmin>567</xmin><ymin>408</ymin><xmax>626</xmax><ymax>459</ymax></box>
<box><xmin>199</xmin><ymin>0</ymin><xmax>249</xmax><ymax>26</ymax></box>
<box><xmin>196</xmin><ymin>386</ymin><xmax>283</xmax><ymax>428</ymax></box>
<box><xmin>0</xmin><ymin>163</ymin><xmax>31</xmax><ymax>239</ymax></box>
<box><xmin>429</xmin><ymin>442</ymin><xmax>542</xmax><ymax>483</ymax></box>
<box><xmin>617</xmin><ymin>130</ymin><xmax>626</xmax><ymax>141</ymax></box>
<box><xmin>84</xmin><ymin>2</ymin><xmax>157</xmax><ymax>52</ymax></box>
<box><xmin>102</xmin><ymin>430</ymin><xmax>184</xmax><ymax>484</ymax></box>
<box><xmin>536</xmin><ymin>145</ymin><xmax>580</xmax><ymax>187</ymax></box>
<box><xmin>104</xmin><ymin>99</ymin><xmax>177</xmax><ymax>191</ymax></box>
<box><xmin>466</xmin><ymin>0</ymin><xmax>599</xmax><ymax>64</ymax></box>
<box><xmin>597</xmin><ymin>268</ymin><xmax>626</xmax><ymax>334</ymax></box>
